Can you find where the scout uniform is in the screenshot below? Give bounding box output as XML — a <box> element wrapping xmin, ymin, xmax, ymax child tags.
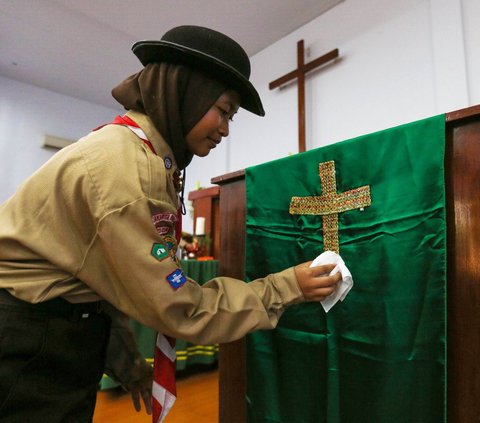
<box><xmin>0</xmin><ymin>110</ymin><xmax>304</xmax><ymax>342</ymax></box>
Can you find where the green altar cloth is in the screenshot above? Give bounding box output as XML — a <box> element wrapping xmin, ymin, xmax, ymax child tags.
<box><xmin>245</xmin><ymin>115</ymin><xmax>446</xmax><ymax>422</ymax></box>
<box><xmin>100</xmin><ymin>259</ymin><xmax>219</xmax><ymax>390</ymax></box>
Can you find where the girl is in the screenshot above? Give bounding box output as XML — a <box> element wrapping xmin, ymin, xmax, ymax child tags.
<box><xmin>0</xmin><ymin>25</ymin><xmax>341</xmax><ymax>422</ymax></box>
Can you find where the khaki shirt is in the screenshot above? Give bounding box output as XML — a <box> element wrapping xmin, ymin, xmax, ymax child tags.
<box><xmin>0</xmin><ymin>110</ymin><xmax>304</xmax><ymax>345</ymax></box>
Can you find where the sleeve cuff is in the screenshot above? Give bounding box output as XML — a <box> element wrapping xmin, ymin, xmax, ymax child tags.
<box><xmin>270</xmin><ymin>266</ymin><xmax>305</xmax><ymax>307</ymax></box>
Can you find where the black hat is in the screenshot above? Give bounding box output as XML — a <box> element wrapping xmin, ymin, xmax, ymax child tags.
<box><xmin>132</xmin><ymin>25</ymin><xmax>265</xmax><ymax>116</ymax></box>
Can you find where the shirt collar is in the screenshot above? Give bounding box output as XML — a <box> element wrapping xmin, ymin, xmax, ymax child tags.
<box><xmin>125</xmin><ymin>110</ymin><xmax>179</xmax><ymax>171</ymax></box>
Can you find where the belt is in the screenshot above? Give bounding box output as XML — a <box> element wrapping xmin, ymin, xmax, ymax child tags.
<box><xmin>0</xmin><ymin>289</ymin><xmax>104</xmax><ymax>320</ymax></box>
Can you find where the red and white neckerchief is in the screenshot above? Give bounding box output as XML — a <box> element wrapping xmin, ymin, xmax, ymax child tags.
<box><xmin>97</xmin><ymin>115</ymin><xmax>179</xmax><ymax>423</ymax></box>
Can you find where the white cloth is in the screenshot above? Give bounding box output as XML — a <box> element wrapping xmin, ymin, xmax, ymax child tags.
<box><xmin>310</xmin><ymin>251</ymin><xmax>353</xmax><ymax>312</ymax></box>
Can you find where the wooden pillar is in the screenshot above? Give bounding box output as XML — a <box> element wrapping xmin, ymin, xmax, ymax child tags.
<box><xmin>445</xmin><ymin>104</ymin><xmax>480</xmax><ymax>422</ymax></box>
<box><xmin>211</xmin><ymin>170</ymin><xmax>247</xmax><ymax>423</ymax></box>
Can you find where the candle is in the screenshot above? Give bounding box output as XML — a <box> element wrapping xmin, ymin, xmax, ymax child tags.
<box><xmin>195</xmin><ymin>217</ymin><xmax>205</xmax><ymax>235</ymax></box>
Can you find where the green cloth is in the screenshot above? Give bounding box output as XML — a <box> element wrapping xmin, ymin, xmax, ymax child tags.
<box><xmin>180</xmin><ymin>259</ymin><xmax>219</xmax><ymax>287</ymax></box>
<box><xmin>176</xmin><ymin>259</ymin><xmax>220</xmax><ymax>371</ymax></box>
<box><xmin>100</xmin><ymin>259</ymin><xmax>219</xmax><ymax>389</ymax></box>
<box><xmin>245</xmin><ymin>115</ymin><xmax>446</xmax><ymax>423</ymax></box>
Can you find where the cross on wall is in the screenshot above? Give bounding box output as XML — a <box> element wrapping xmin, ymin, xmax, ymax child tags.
<box><xmin>269</xmin><ymin>40</ymin><xmax>339</xmax><ymax>153</ymax></box>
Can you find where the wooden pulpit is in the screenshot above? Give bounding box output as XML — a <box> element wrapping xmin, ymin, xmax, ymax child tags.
<box><xmin>212</xmin><ymin>104</ymin><xmax>480</xmax><ymax>423</ymax></box>
<box><xmin>188</xmin><ymin>186</ymin><xmax>220</xmax><ymax>258</ymax></box>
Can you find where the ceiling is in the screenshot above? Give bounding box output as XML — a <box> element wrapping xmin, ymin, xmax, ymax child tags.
<box><xmin>0</xmin><ymin>0</ymin><xmax>342</xmax><ymax>110</ymax></box>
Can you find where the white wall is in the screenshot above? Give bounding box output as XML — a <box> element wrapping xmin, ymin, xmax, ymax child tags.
<box><xmin>226</xmin><ymin>0</ymin><xmax>479</xmax><ymax>171</ymax></box>
<box><xmin>462</xmin><ymin>0</ymin><xmax>480</xmax><ymax>103</ymax></box>
<box><xmin>181</xmin><ymin>134</ymin><xmax>229</xmax><ymax>232</ymax></box>
<box><xmin>0</xmin><ymin>75</ymin><xmax>121</xmax><ymax>202</ymax></box>
<box><xmin>2</xmin><ymin>0</ymin><xmax>479</xmax><ymax>234</ymax></box>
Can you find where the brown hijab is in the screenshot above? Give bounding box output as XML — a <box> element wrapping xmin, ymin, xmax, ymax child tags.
<box><xmin>111</xmin><ymin>63</ymin><xmax>226</xmax><ymax>169</ymax></box>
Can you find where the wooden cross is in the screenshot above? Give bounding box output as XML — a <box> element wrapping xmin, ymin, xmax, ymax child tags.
<box><xmin>269</xmin><ymin>40</ymin><xmax>339</xmax><ymax>153</ymax></box>
<box><xmin>289</xmin><ymin>161</ymin><xmax>371</xmax><ymax>253</ymax></box>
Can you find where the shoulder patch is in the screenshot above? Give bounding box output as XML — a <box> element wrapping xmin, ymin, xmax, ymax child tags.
<box><xmin>151</xmin><ymin>212</ymin><xmax>177</xmax><ymax>236</ymax></box>
<box><xmin>166</xmin><ymin>269</ymin><xmax>187</xmax><ymax>290</ymax></box>
<box><xmin>151</xmin><ymin>243</ymin><xmax>169</xmax><ymax>261</ymax></box>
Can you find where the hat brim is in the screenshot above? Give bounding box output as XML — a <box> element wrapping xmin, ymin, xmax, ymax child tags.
<box><xmin>132</xmin><ymin>40</ymin><xmax>265</xmax><ymax>116</ymax></box>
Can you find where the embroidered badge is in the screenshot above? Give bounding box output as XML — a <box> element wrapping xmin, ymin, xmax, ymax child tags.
<box><xmin>166</xmin><ymin>268</ymin><xmax>187</xmax><ymax>289</ymax></box>
<box><xmin>151</xmin><ymin>212</ymin><xmax>177</xmax><ymax>236</ymax></box>
<box><xmin>151</xmin><ymin>243</ymin><xmax>169</xmax><ymax>261</ymax></box>
<box><xmin>164</xmin><ymin>157</ymin><xmax>173</xmax><ymax>169</ymax></box>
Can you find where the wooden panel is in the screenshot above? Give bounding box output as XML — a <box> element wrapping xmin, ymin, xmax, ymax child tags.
<box><xmin>445</xmin><ymin>109</ymin><xmax>480</xmax><ymax>423</ymax></box>
<box><xmin>188</xmin><ymin>186</ymin><xmax>220</xmax><ymax>258</ymax></box>
<box><xmin>213</xmin><ymin>173</ymin><xmax>247</xmax><ymax>423</ymax></box>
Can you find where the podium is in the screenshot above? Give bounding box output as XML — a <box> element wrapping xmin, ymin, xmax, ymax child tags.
<box><xmin>212</xmin><ymin>104</ymin><xmax>480</xmax><ymax>423</ymax></box>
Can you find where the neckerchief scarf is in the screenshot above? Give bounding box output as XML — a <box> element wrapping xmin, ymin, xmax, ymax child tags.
<box><xmin>111</xmin><ymin>63</ymin><xmax>226</xmax><ymax>170</ymax></box>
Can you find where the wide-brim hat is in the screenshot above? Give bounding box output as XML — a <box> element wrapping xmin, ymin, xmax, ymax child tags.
<box><xmin>132</xmin><ymin>25</ymin><xmax>265</xmax><ymax>116</ymax></box>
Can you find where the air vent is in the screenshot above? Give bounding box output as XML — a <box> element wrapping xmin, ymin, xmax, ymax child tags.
<box><xmin>43</xmin><ymin>134</ymin><xmax>75</xmax><ymax>149</ymax></box>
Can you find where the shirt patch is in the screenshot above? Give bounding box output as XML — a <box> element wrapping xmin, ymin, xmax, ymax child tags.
<box><xmin>152</xmin><ymin>213</ymin><xmax>177</xmax><ymax>224</ymax></box>
<box><xmin>164</xmin><ymin>157</ymin><xmax>173</xmax><ymax>169</ymax></box>
<box><xmin>166</xmin><ymin>269</ymin><xmax>187</xmax><ymax>290</ymax></box>
<box><xmin>151</xmin><ymin>243</ymin><xmax>170</xmax><ymax>261</ymax></box>
<box><xmin>152</xmin><ymin>212</ymin><xmax>177</xmax><ymax>236</ymax></box>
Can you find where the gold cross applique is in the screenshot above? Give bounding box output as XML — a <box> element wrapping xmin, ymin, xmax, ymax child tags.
<box><xmin>289</xmin><ymin>160</ymin><xmax>371</xmax><ymax>253</ymax></box>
